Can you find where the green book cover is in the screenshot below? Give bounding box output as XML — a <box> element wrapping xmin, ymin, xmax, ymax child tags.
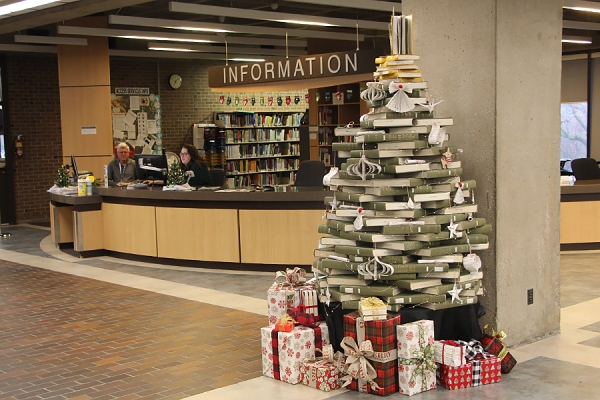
<box><xmin>417</xmin><ymin>267</ymin><xmax>463</xmax><ymax>279</ymax></box>
<box><xmin>360</xmin><ymin>273</ymin><xmax>417</xmax><ymax>280</ymax></box>
<box><xmin>329</xmin><ymin>177</ymin><xmax>424</xmax><ymax>188</ymax></box>
<box><xmin>409</xmin><ymin>168</ymin><xmax>463</xmax><ymax>179</ymax></box>
<box><xmin>385</xmin><ymin>292</ymin><xmax>447</xmax><ymax>305</ymax></box>
<box><xmin>360</xmin><ymin>117</ymin><xmax>413</xmax><ymax>129</ymax></box>
<box><xmin>372</xmin><ymin>140</ymin><xmax>428</xmax><ymax>150</ymax></box>
<box><xmin>334</xmin><ymin>192</ymin><xmax>394</xmax><ymax>203</ymax></box>
<box><xmin>455</xmin><ymin>218</ymin><xmax>487</xmax><ymax>231</ymax></box>
<box><xmin>437</xmin><ymin>204</ymin><xmax>478</xmax><ymax>215</ymax></box>
<box><xmin>381</xmin><ymin>224</ymin><xmax>441</xmax><ymax>235</ymax></box>
<box><xmin>324</xmin><ymin>288</ymin><xmax>363</xmax><ymax>302</ymax></box>
<box><xmin>365</xmin><ymin>201</ymin><xmax>421</xmax><ymax>211</ymax></box>
<box><xmin>412</xmin><ymin>244</ymin><xmax>471</xmax><ymax>257</ymax></box>
<box><xmin>406</xmin><ymin>232</ymin><xmax>453</xmax><ymax>242</ymax></box>
<box><xmin>342</xmin><ymin>300</ymin><xmax>361</xmax><ymax>309</ymax></box>
<box><xmin>379</xmin><ymin>262</ymin><xmax>450</xmax><ymax>275</ymax></box>
<box><xmin>349</xmin><ymin>149</ymin><xmax>414</xmax><ymax>158</ymax></box>
<box><xmin>356</xmin><ymin>132</ymin><xmax>420</xmax><ymax>143</ymax></box>
<box><xmin>326</xmin><ymin>219</ymin><xmax>379</xmax><ymax>232</ymax></box>
<box><xmin>377</xmin><ymin>241</ymin><xmax>425</xmax><ymax>251</ymax></box>
<box><xmin>414</xmin><ymin>214</ymin><xmax>467</xmax><ymax>225</ymax></box>
<box><xmin>374</xmin><ymin>209</ymin><xmax>427</xmax><ymax>218</ymax></box>
<box><xmin>340</xmin><ymin>231</ymin><xmax>406</xmax><ymax>243</ymax></box>
<box><xmin>468</xmin><ymin>224</ymin><xmax>493</xmax><ymax>234</ymax></box>
<box><xmin>339</xmin><ymin>284</ymin><xmax>402</xmax><ymax>297</ymax></box>
<box><xmin>393</xmin><ymin>278</ymin><xmax>443</xmax><ymax>290</ymax></box>
<box><xmin>332</xmin><ymin>142</ymin><xmax>363</xmax><ymax>151</ymax></box>
<box><xmin>414</xmin><ymin>146</ymin><xmax>459</xmax><ymax>156</ymax></box>
<box><xmin>395</xmin><ymin>192</ymin><xmax>450</xmax><ymax>203</ymax></box>
<box><xmin>337</xmin><ymin>170</ymin><xmax>396</xmax><ymax>180</ymax></box>
<box><xmin>421</xmin><ymin>199</ymin><xmax>452</xmax><ymax>209</ymax></box>
<box><xmin>320</xmin><ymin>258</ymin><xmax>361</xmax><ymax>272</ymax></box>
<box><xmin>415</xmin><ymin>279</ymin><xmax>481</xmax><ymax>295</ymax></box>
<box><xmin>382</xmin><ymin>163</ymin><xmax>432</xmax><ymax>174</ymax></box>
<box><xmin>364</xmin><ymin>185</ymin><xmax>433</xmax><ymax>196</ymax></box>
<box><xmin>318</xmin><ymin>224</ymin><xmax>341</xmax><ymax>236</ymax></box>
<box><xmin>440</xmin><ymin>233</ymin><xmax>489</xmax><ymax>246</ymax></box>
<box><xmin>419</xmin><ymin>296</ymin><xmax>478</xmax><ymax>310</ymax></box>
<box><xmin>334</xmin><ymin>245</ymin><xmax>404</xmax><ymax>257</ymax></box>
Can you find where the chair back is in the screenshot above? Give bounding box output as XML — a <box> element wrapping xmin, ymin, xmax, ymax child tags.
<box><xmin>295</xmin><ymin>160</ymin><xmax>326</xmax><ymax>187</ymax></box>
<box><xmin>571</xmin><ymin>158</ymin><xmax>600</xmax><ymax>180</ymax></box>
<box><xmin>209</xmin><ymin>168</ymin><xmax>226</xmax><ymax>187</ymax></box>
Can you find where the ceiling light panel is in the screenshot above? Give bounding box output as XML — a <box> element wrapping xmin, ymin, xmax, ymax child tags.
<box><xmin>57</xmin><ymin>25</ymin><xmax>218</xmax><ymax>43</ymax></box>
<box><xmin>562</xmin><ymin>35</ymin><xmax>592</xmax><ymax>43</ymax></box>
<box><xmin>147</xmin><ymin>42</ymin><xmax>306</xmax><ymax>56</ymax></box>
<box><xmin>169</xmin><ymin>2</ymin><xmax>388</xmax><ymax>30</ymax></box>
<box><xmin>108</xmin><ymin>15</ymin><xmax>307</xmax><ymax>48</ymax></box>
<box><xmin>284</xmin><ymin>0</ymin><xmax>399</xmax><ymax>12</ymax></box>
<box><xmin>0</xmin><ymin>0</ymin><xmax>60</xmax><ymax>18</ymax></box>
<box><xmin>14</xmin><ymin>34</ymin><xmax>87</xmax><ymax>45</ymax></box>
<box><xmin>563</xmin><ymin>0</ymin><xmax>600</xmax><ymax>13</ymax></box>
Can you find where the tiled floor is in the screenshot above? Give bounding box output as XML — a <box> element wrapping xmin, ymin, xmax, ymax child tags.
<box><xmin>1</xmin><ymin>225</ymin><xmax>599</xmax><ymax>399</ymax></box>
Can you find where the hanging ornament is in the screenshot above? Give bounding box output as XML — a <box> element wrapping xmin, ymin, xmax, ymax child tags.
<box><xmin>357</xmin><ymin>256</ymin><xmax>395</xmax><ymax>280</ymax></box>
<box><xmin>286</xmin><ymin>96</ymin><xmax>291</xmax><ymax>105</ymax></box>
<box><xmin>353</xmin><ymin>207</ymin><xmax>364</xmax><ymax>230</ymax></box>
<box><xmin>277</xmin><ymin>96</ymin><xmax>283</xmax><ymax>106</ymax></box>
<box><xmin>346</xmin><ymin>154</ymin><xmax>382</xmax><ymax>180</ymax></box>
<box><xmin>305</xmin><ymin>93</ymin><xmax>311</xmax><ymax>103</ymax></box>
<box><xmin>268</xmin><ymin>96</ymin><xmax>274</xmax><ymax>106</ymax></box>
<box><xmin>219</xmin><ymin>95</ymin><xmax>225</xmax><ymax>104</ymax></box>
<box><xmin>234</xmin><ymin>96</ymin><xmax>239</xmax><ymax>106</ymax></box>
<box><xmin>242</xmin><ymin>97</ymin><xmax>248</xmax><ymax>106</ymax></box>
<box><xmin>387</xmin><ymin>81</ymin><xmax>415</xmax><ymax>113</ymax></box>
<box><xmin>226</xmin><ymin>96</ymin><xmax>232</xmax><ymax>105</ymax></box>
<box><xmin>447</xmin><ymin>220</ymin><xmax>459</xmax><ymax>238</ymax></box>
<box><xmin>294</xmin><ymin>95</ymin><xmax>300</xmax><ymax>104</ymax></box>
<box><xmin>251</xmin><ymin>96</ymin><xmax>256</xmax><ymax>106</ymax></box>
<box><xmin>463</xmin><ymin>253</ymin><xmax>482</xmax><ymax>279</ymax></box>
<box><xmin>453</xmin><ymin>182</ymin><xmax>465</xmax><ymax>205</ymax></box>
<box><xmin>447</xmin><ymin>283</ymin><xmax>463</xmax><ymax>303</ymax></box>
<box><xmin>260</xmin><ymin>97</ymin><xmax>265</xmax><ymax>106</ymax></box>
<box><xmin>360</xmin><ymin>81</ymin><xmax>386</xmax><ymax>102</ymax></box>
<box><xmin>407</xmin><ymin>196</ymin><xmax>415</xmax><ymax>210</ymax></box>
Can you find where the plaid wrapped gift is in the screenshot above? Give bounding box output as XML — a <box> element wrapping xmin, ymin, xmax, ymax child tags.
<box><xmin>397</xmin><ymin>320</ymin><xmax>437</xmax><ymax>396</ymax></box>
<box><xmin>267</xmin><ymin>268</ymin><xmax>314</xmax><ymax>325</ymax></box>
<box><xmin>342</xmin><ymin>311</ymin><xmax>402</xmax><ymax>396</ymax></box>
<box><xmin>479</xmin><ymin>325</ymin><xmax>517</xmax><ymax>374</ymax></box>
<box><xmin>261</xmin><ymin>321</ymin><xmax>329</xmax><ymax>384</ymax></box>
<box><xmin>434</xmin><ymin>340</ymin><xmax>465</xmax><ymax>367</ymax></box>
<box><xmin>471</xmin><ymin>353</ymin><xmax>501</xmax><ymax>386</ymax></box>
<box><xmin>437</xmin><ymin>363</ymin><xmax>472</xmax><ymax>390</ymax></box>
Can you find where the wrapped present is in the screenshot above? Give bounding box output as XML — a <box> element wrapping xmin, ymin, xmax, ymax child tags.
<box><xmin>456</xmin><ymin>339</ymin><xmax>501</xmax><ymax>386</ymax></box>
<box><xmin>471</xmin><ymin>353</ymin><xmax>501</xmax><ymax>386</ymax></box>
<box><xmin>437</xmin><ymin>363</ymin><xmax>472</xmax><ymax>390</ymax></box>
<box><xmin>397</xmin><ymin>320</ymin><xmax>437</xmax><ymax>396</ymax></box>
<box><xmin>267</xmin><ymin>267</ymin><xmax>314</xmax><ymax>325</ymax></box>
<box><xmin>299</xmin><ymin>344</ymin><xmax>344</xmax><ymax>392</ymax></box>
<box><xmin>261</xmin><ymin>321</ymin><xmax>330</xmax><ymax>384</ymax></box>
<box><xmin>342</xmin><ymin>312</ymin><xmax>401</xmax><ymax>396</ymax></box>
<box><xmin>434</xmin><ymin>340</ymin><xmax>465</xmax><ymax>367</ymax></box>
<box><xmin>479</xmin><ymin>324</ymin><xmax>517</xmax><ymax>374</ymax></box>
<box><xmin>359</xmin><ymin>297</ymin><xmax>387</xmax><ymax>321</ymax></box>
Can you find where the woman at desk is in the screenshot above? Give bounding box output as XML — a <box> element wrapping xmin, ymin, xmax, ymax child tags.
<box><xmin>180</xmin><ymin>144</ymin><xmax>214</xmax><ymax>187</ymax></box>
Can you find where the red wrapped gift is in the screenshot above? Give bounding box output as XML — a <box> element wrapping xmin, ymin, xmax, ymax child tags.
<box><xmin>471</xmin><ymin>353</ymin><xmax>501</xmax><ymax>386</ymax></box>
<box><xmin>299</xmin><ymin>357</ymin><xmax>341</xmax><ymax>392</ymax></box>
<box><xmin>342</xmin><ymin>311</ymin><xmax>401</xmax><ymax>396</ymax></box>
<box><xmin>437</xmin><ymin>363</ymin><xmax>472</xmax><ymax>390</ymax></box>
<box><xmin>479</xmin><ymin>325</ymin><xmax>517</xmax><ymax>374</ymax></box>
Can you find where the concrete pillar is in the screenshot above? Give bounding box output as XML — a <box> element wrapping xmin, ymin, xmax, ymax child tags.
<box><xmin>403</xmin><ymin>0</ymin><xmax>562</xmax><ymax>345</ymax></box>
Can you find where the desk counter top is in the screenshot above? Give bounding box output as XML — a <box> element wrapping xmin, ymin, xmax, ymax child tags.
<box><xmin>561</xmin><ymin>181</ymin><xmax>600</xmax><ymax>201</ymax></box>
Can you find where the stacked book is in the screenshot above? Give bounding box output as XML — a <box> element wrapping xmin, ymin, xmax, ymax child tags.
<box><xmin>314</xmin><ymin>54</ymin><xmax>491</xmax><ymax>312</ymax></box>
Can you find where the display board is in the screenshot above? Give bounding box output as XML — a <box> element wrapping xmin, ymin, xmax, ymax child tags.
<box><xmin>111</xmin><ymin>89</ymin><xmax>162</xmax><ymax>154</ymax></box>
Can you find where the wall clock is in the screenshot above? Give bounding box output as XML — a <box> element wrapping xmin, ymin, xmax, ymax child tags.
<box><xmin>169</xmin><ymin>74</ymin><xmax>182</xmax><ymax>89</ymax></box>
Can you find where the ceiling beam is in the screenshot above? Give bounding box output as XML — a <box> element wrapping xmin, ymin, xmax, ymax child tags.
<box><xmin>0</xmin><ymin>0</ymin><xmax>154</xmax><ymax>35</ymax></box>
<box><xmin>283</xmin><ymin>0</ymin><xmax>399</xmax><ymax>13</ymax></box>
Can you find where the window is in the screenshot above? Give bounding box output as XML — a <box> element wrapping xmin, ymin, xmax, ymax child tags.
<box><xmin>560</xmin><ymin>102</ymin><xmax>587</xmax><ymax>162</ymax></box>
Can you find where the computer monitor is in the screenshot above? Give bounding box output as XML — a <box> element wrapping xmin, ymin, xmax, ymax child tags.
<box><xmin>134</xmin><ymin>152</ymin><xmax>168</xmax><ymax>181</ymax></box>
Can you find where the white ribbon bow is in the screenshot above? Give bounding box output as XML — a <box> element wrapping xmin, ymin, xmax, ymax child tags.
<box><xmin>339</xmin><ymin>337</ymin><xmax>381</xmax><ymax>391</ymax></box>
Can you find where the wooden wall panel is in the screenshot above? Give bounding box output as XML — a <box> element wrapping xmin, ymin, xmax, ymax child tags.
<box><xmin>60</xmin><ymin>86</ymin><xmax>113</xmax><ymax>157</ymax></box>
<box><xmin>102</xmin><ymin>203</ymin><xmax>157</xmax><ymax>256</ymax></box>
<box><xmin>561</xmin><ymin>201</ymin><xmax>600</xmax><ymax>243</ymax></box>
<box><xmin>57</xmin><ymin>37</ymin><xmax>110</xmax><ymax>87</ymax></box>
<box><xmin>156</xmin><ymin>208</ymin><xmax>240</xmax><ymax>262</ymax></box>
<box><xmin>239</xmin><ymin>209</ymin><xmax>322</xmax><ymax>265</ymax></box>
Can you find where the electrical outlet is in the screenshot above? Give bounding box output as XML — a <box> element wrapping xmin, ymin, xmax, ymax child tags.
<box><xmin>527</xmin><ymin>288</ymin><xmax>534</xmax><ymax>305</ymax></box>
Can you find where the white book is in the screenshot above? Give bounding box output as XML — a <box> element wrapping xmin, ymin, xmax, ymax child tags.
<box><xmin>470</xmin><ymin>243</ymin><xmax>490</xmax><ymax>250</ymax></box>
<box><xmin>387</xmin><ymin>126</ymin><xmax>431</xmax><ymax>134</ymax></box>
<box><xmin>329</xmin><ymin>178</ymin><xmax>423</xmax><ymax>188</ymax></box>
<box><xmin>438</xmin><ymin>204</ymin><xmax>478</xmax><ymax>214</ymax></box>
<box><xmin>374</xmin><ymin>71</ymin><xmax>422</xmax><ymax>78</ymax></box>
<box><xmin>375</xmin><ymin>142</ymin><xmax>428</xmax><ymax>151</ymax></box>
<box><xmin>373</xmin><ymin>119</ymin><xmax>417</xmax><ymax>128</ymax></box>
<box><xmin>411</xmin><ymin>192</ymin><xmax>451</xmax><ymax>202</ymax></box>
<box><xmin>362</xmin><ymin>217</ymin><xmax>408</xmax><ymax>227</ymax></box>
<box><xmin>337</xmin><ymin>150</ymin><xmax>351</xmax><ymax>158</ymax></box>
<box><xmin>367</xmin><ymin>201</ymin><xmax>422</xmax><ymax>211</ymax></box>
<box><xmin>335</xmin><ymin>209</ymin><xmax>377</xmax><ymax>217</ymax></box>
<box><xmin>419</xmin><ymin>254</ymin><xmax>464</xmax><ymax>263</ymax></box>
<box><xmin>378</xmin><ymin>241</ymin><xmax>422</xmax><ymax>251</ymax></box>
<box><xmin>339</xmin><ymin>186</ymin><xmax>366</xmax><ymax>194</ymax></box>
<box><xmin>334</xmin><ymin>126</ymin><xmax>364</xmax><ymax>136</ymax></box>
<box><xmin>384</xmin><ymin>163</ymin><xmax>432</xmax><ymax>173</ymax></box>
<box><xmin>325</xmin><ymin>213</ymin><xmax>354</xmax><ymax>222</ymax></box>
<box><xmin>314</xmin><ymin>249</ymin><xmax>347</xmax><ymax>258</ymax></box>
<box><xmin>320</xmin><ymin>237</ymin><xmax>357</xmax><ymax>246</ymax></box>
<box><xmin>385</xmin><ymin>60</ymin><xmax>417</xmax><ymax>66</ymax></box>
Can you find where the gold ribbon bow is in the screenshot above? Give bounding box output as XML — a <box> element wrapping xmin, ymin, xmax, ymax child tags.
<box><xmin>360</xmin><ymin>297</ymin><xmax>386</xmax><ymax>308</ymax></box>
<box><xmin>274</xmin><ymin>267</ymin><xmax>306</xmax><ymax>287</ymax></box>
<box><xmin>484</xmin><ymin>324</ymin><xmax>507</xmax><ymax>343</ymax></box>
<box><xmin>339</xmin><ymin>337</ymin><xmax>381</xmax><ymax>391</ymax></box>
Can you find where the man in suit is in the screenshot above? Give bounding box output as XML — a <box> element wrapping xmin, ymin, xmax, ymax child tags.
<box><xmin>107</xmin><ymin>142</ymin><xmax>138</xmax><ymax>186</ymax></box>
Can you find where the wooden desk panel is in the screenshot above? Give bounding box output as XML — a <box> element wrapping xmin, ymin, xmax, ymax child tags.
<box><xmin>50</xmin><ymin>203</ymin><xmax>74</xmax><ymax>244</ymax></box>
<box><xmin>561</xmin><ymin>201</ymin><xmax>600</xmax><ymax>243</ymax></box>
<box><xmin>102</xmin><ymin>203</ymin><xmax>157</xmax><ymax>256</ymax></box>
<box><xmin>156</xmin><ymin>208</ymin><xmax>240</xmax><ymax>263</ymax></box>
<box><xmin>74</xmin><ymin>210</ymin><xmax>104</xmax><ymax>252</ymax></box>
<box><xmin>239</xmin><ymin>209</ymin><xmax>322</xmax><ymax>265</ymax></box>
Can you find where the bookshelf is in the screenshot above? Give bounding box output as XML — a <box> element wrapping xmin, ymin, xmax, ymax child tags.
<box><xmin>215</xmin><ymin>111</ymin><xmax>306</xmax><ymax>188</ymax></box>
<box><xmin>309</xmin><ymin>82</ymin><xmax>370</xmax><ymax>168</ymax></box>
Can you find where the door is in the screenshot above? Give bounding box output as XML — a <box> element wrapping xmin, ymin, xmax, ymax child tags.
<box><xmin>0</xmin><ymin>57</ymin><xmax>16</xmax><ymax>225</ymax></box>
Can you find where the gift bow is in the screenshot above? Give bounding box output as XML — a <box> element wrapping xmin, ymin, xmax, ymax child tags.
<box><xmin>484</xmin><ymin>324</ymin><xmax>507</xmax><ymax>344</ymax></box>
<box><xmin>287</xmin><ymin>305</ymin><xmax>321</xmax><ymax>328</ymax></box>
<box><xmin>339</xmin><ymin>337</ymin><xmax>381</xmax><ymax>391</ymax></box>
<box><xmin>275</xmin><ymin>314</ymin><xmax>295</xmax><ymax>332</ymax></box>
<box><xmin>274</xmin><ymin>267</ymin><xmax>306</xmax><ymax>287</ymax></box>
<box><xmin>399</xmin><ymin>324</ymin><xmax>437</xmax><ymax>391</ymax></box>
<box><xmin>359</xmin><ymin>297</ymin><xmax>386</xmax><ymax>309</ymax></box>
<box><xmin>455</xmin><ymin>339</ymin><xmax>485</xmax><ymax>361</ymax></box>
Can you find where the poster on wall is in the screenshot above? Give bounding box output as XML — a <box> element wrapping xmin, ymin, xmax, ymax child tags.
<box><xmin>111</xmin><ymin>90</ymin><xmax>162</xmax><ymax>155</ymax></box>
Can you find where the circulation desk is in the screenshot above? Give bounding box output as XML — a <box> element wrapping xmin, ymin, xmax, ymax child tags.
<box><xmin>560</xmin><ymin>180</ymin><xmax>600</xmax><ymax>250</ymax></box>
<box><xmin>48</xmin><ymin>187</ymin><xmax>328</xmax><ymax>271</ymax></box>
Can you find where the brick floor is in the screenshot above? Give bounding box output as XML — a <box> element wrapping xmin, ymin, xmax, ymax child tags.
<box><xmin>0</xmin><ymin>260</ymin><xmax>266</xmax><ymax>399</ymax></box>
